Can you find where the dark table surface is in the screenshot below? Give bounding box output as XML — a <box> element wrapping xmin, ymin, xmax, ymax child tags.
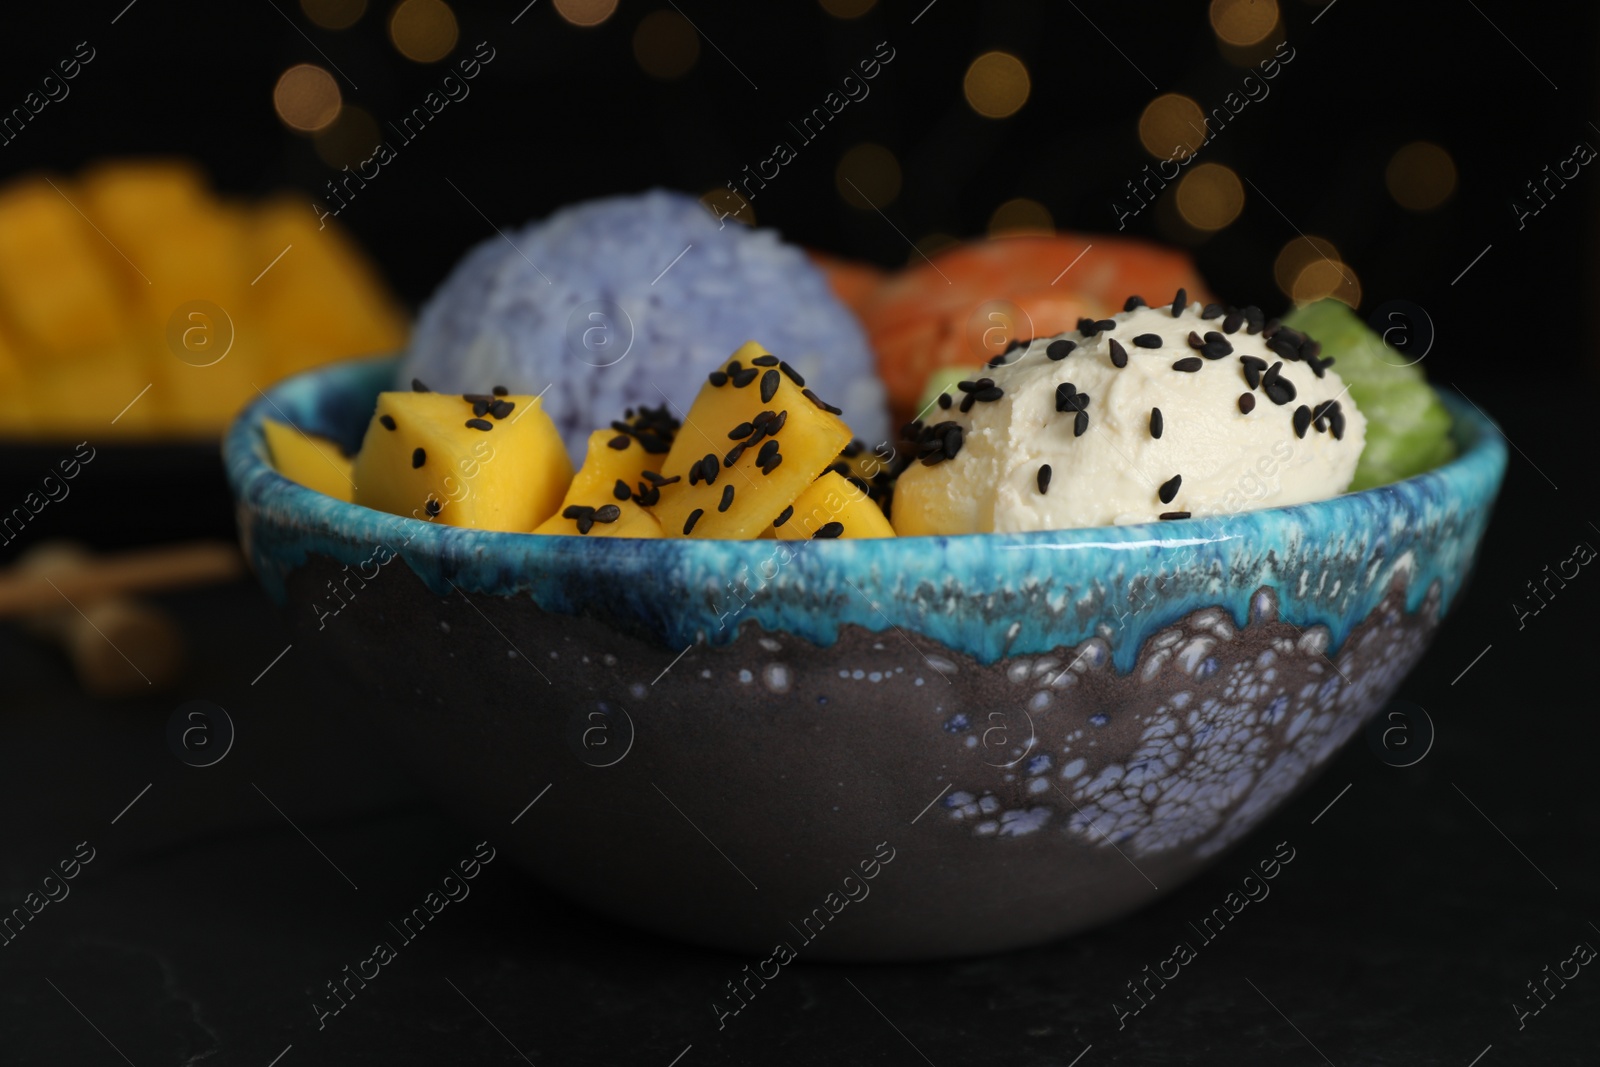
<box><xmin>3</xmin><ymin>385</ymin><xmax>1596</xmax><ymax>1066</ymax></box>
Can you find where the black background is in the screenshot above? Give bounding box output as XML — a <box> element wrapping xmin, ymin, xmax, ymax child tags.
<box><xmin>3</xmin><ymin>1</ymin><xmax>1597</xmax><ymax>1063</ymax></box>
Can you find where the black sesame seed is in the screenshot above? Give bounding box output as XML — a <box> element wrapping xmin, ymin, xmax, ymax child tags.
<box><xmin>683</xmin><ymin>509</ymin><xmax>703</xmax><ymax>535</ymax></box>
<box><xmin>614</xmin><ymin>479</ymin><xmax>631</xmax><ymax>501</ymax></box>
<box><xmin>411</xmin><ymin>377</ymin><xmax>430</xmax><ymax>392</ymax></box>
<box><xmin>802</xmin><ymin>388</ymin><xmax>842</xmax><ymax>415</ymax></box>
<box><xmin>1188</xmin><ymin>331</ymin><xmax>1206</xmax><ymax>350</ymax></box>
<box><xmin>770</xmin><ymin>409</ymin><xmax>789</xmax><ymax>435</ymax></box>
<box><xmin>1262</xmin><ymin>361</ymin><xmax>1297</xmax><ymax>405</ymax></box>
<box><xmin>751</xmin><ymin>354</ymin><xmax>779</xmax><ymax>367</ymax></box>
<box><xmin>728</xmin><ymin>421</ymin><xmax>754</xmax><ymax>440</ymax></box>
<box><xmin>937</xmin><ymin>392</ymin><xmax>953</xmax><ymax>409</ymax></box>
<box><xmin>1047</xmin><ymin>339</ymin><xmax>1076</xmax><ymax>361</ymax></box>
<box><xmin>774</xmin><ymin>505</ymin><xmax>794</xmax><ymax>528</ymax></box>
<box><xmin>1172</xmin><ymin>287</ymin><xmax>1187</xmax><ymax>316</ymax></box>
<box><xmin>814</xmin><ymin>521</ymin><xmax>845</xmax><ymax>539</ymax></box>
<box><xmin>1158</xmin><ymin>511</ymin><xmax>1191</xmax><ymax>521</ymax></box>
<box><xmin>425</xmin><ymin>498</ymin><xmax>441</xmax><ymax>517</ymax></box>
<box><xmin>643</xmin><ymin>471</ymin><xmax>679</xmax><ymax>486</ymax></box>
<box><xmin>635</xmin><ymin>484</ymin><xmax>660</xmax><ymax>507</ymax></box>
<box><xmin>973</xmin><ymin>386</ymin><xmax>1004</xmax><ymax>402</ymax></box>
<box><xmin>959</xmin><ymin>392</ymin><xmax>976</xmax><ymax>414</ymax></box>
<box><xmin>471</xmin><ymin>399</ymin><xmax>491</xmax><ymax>417</ymax></box>
<box><xmin>779</xmin><ymin>360</ymin><xmax>805</xmax><ymax>386</ymax></box>
<box><xmin>1238</xmin><ymin>392</ymin><xmax>1256</xmax><ymax>414</ymax></box>
<box><xmin>1172</xmin><ymin>357</ymin><xmax>1203</xmax><ymax>372</ymax></box>
<box><xmin>490</xmin><ymin>400</ymin><xmax>515</xmax><ymax>419</ymax></box>
<box><xmin>943</xmin><ymin>423</ymin><xmax>964</xmax><ymax>458</ymax></box>
<box><xmin>1124</xmin><ymin>295</ymin><xmax>1147</xmax><ymax>312</ymax></box>
<box><xmin>1267</xmin><ymin>334</ymin><xmax>1302</xmax><ymax>362</ymax></box>
<box><xmin>607</xmin><ymin>434</ymin><xmax>631</xmax><ymax>450</ymax></box>
<box><xmin>1055</xmin><ymin>382</ymin><xmax>1079</xmax><ymax>412</ymax></box>
<box><xmin>412</xmin><ymin>447</ymin><xmax>426</xmax><ymax>469</ymax></box>
<box><xmin>492</xmin><ymin>385</ymin><xmax>509</xmax><ymax>396</ymax></box>
<box><xmin>1200</xmin><ymin>303</ymin><xmax>1224</xmax><ymax>320</ymax></box>
<box><xmin>1292</xmin><ymin>405</ymin><xmax>1312</xmax><ymax>438</ymax></box>
<box><xmin>1158</xmin><ymin>474</ymin><xmax>1182</xmax><ymax>504</ymax></box>
<box><xmin>724</xmin><ymin>443</ymin><xmax>746</xmax><ymax>467</ymax></box>
<box><xmin>593</xmin><ymin>504</ymin><xmax>621</xmax><ymax>523</ymax></box>
<box><xmin>379</xmin><ymin>414</ymin><xmax>397</xmax><ymax>430</ymax></box>
<box><xmin>1242</xmin><ymin>305</ymin><xmax>1264</xmax><ymax>334</ymax></box>
<box><xmin>1133</xmin><ymin>333</ymin><xmax>1163</xmax><ymax>348</ymax></box>
<box><xmin>1077</xmin><ymin>317</ymin><xmax>1099</xmax><ymax>335</ymax></box>
<box><xmin>1074</xmin><ymin>409</ymin><xmax>1089</xmax><ymax>437</ymax></box>
<box><xmin>718</xmin><ymin>484</ymin><xmax>735</xmax><ymax>512</ymax></box>
<box><xmin>1329</xmin><ymin>406</ymin><xmax>1346</xmax><ymax>440</ymax></box>
<box><xmin>1201</xmin><ymin>341</ymin><xmax>1233</xmax><ymax>360</ymax></box>
<box><xmin>708</xmin><ymin>370</ymin><xmax>729</xmax><ymax>387</ymax></box>
<box><xmin>563</xmin><ymin>504</ymin><xmax>593</xmax><ymax>520</ymax></box>
<box><xmin>701</xmin><ymin>454</ymin><xmax>720</xmax><ymax>484</ymax></box>
<box><xmin>1037</xmin><ymin>464</ymin><xmax>1052</xmax><ymax>493</ymax></box>
<box><xmin>465</xmin><ymin>418</ymin><xmax>494</xmax><ymax>431</ymax></box>
<box><xmin>1150</xmin><ymin>407</ymin><xmax>1163</xmax><ymax>438</ymax></box>
<box><xmin>1108</xmin><ymin>339</ymin><xmax>1129</xmax><ymax>368</ymax></box>
<box><xmin>1222</xmin><ymin>309</ymin><xmax>1244</xmax><ymax>334</ymax></box>
<box><xmin>757</xmin><ymin>439</ymin><xmax>779</xmax><ymax>465</ymax></box>
<box><xmin>760</xmin><ymin>369</ymin><xmax>781</xmax><ymax>403</ymax></box>
<box><xmin>1239</xmin><ymin>355</ymin><xmax>1267</xmax><ymax>390</ymax></box>
<box><xmin>1094</xmin><ymin>318</ymin><xmax>1117</xmax><ymax>333</ymax></box>
<box><xmin>731</xmin><ymin>367</ymin><xmax>759</xmax><ymax>388</ymax></box>
<box><xmin>761</xmin><ymin>453</ymin><xmax>784</xmax><ymax>474</ymax></box>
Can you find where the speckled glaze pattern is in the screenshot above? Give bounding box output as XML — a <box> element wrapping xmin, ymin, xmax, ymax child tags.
<box><xmin>225</xmin><ymin>357</ymin><xmax>1506</xmax><ymax>959</ymax></box>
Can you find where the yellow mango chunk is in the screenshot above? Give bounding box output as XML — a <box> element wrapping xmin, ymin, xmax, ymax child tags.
<box><xmin>263</xmin><ymin>418</ymin><xmax>354</xmax><ymax>502</ymax></box>
<box><xmin>774</xmin><ymin>471</ymin><xmax>895</xmax><ymax>540</ymax></box>
<box><xmin>0</xmin><ymin>179</ymin><xmax>130</xmax><ymax>356</ymax></box>
<box><xmin>252</xmin><ymin>197</ymin><xmax>407</xmax><ymax>378</ymax></box>
<box><xmin>351</xmin><ymin>390</ymin><xmax>570</xmax><ymax>531</ymax></box>
<box><xmin>534</xmin><ymin>430</ymin><xmax>665</xmax><ymax>537</ymax></box>
<box><xmin>653</xmin><ymin>341</ymin><xmax>853</xmax><ymax>538</ymax></box>
<box><xmin>79</xmin><ymin>159</ymin><xmax>209</xmax><ymax>233</ymax></box>
<box><xmin>26</xmin><ymin>343</ymin><xmax>155</xmax><ymax>437</ymax></box>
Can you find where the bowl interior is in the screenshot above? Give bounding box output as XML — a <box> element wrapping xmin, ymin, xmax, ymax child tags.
<box><xmin>225</xmin><ymin>355</ymin><xmax>1508</xmax><ymax>668</ymax></box>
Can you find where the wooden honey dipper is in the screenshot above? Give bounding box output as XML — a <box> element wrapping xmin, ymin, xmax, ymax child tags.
<box><xmin>3</xmin><ymin>540</ymin><xmax>245</xmax><ymax>697</ymax></box>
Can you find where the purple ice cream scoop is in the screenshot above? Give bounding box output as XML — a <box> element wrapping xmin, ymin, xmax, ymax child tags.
<box><xmin>400</xmin><ymin>189</ymin><xmax>888</xmax><ymax>460</ymax></box>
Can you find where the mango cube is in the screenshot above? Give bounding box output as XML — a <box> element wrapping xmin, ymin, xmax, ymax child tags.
<box><xmin>653</xmin><ymin>341</ymin><xmax>853</xmax><ymax>538</ymax></box>
<box><xmin>774</xmin><ymin>471</ymin><xmax>895</xmax><ymax>540</ymax></box>
<box><xmin>534</xmin><ymin>432</ymin><xmax>663</xmax><ymax>537</ymax></box>
<box><xmin>263</xmin><ymin>418</ymin><xmax>354</xmax><ymax>502</ymax></box>
<box><xmin>351</xmin><ymin>390</ymin><xmax>571</xmax><ymax>531</ymax></box>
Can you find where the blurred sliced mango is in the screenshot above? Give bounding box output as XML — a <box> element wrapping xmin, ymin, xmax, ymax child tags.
<box><xmin>0</xmin><ymin>159</ymin><xmax>409</xmax><ymax>440</ymax></box>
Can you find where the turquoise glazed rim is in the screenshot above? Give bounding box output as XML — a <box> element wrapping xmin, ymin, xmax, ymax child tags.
<box><xmin>225</xmin><ymin>356</ymin><xmax>1508</xmax><ymax>673</ymax></box>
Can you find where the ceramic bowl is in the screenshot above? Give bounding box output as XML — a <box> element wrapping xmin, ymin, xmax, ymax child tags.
<box><xmin>225</xmin><ymin>356</ymin><xmax>1506</xmax><ymax>960</ymax></box>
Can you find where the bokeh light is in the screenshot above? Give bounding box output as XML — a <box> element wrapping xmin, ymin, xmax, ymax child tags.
<box><xmin>389</xmin><ymin>0</ymin><xmax>459</xmax><ymax>62</ymax></box>
<box><xmin>819</xmin><ymin>0</ymin><xmax>876</xmax><ymax>16</ymax></box>
<box><xmin>836</xmin><ymin>143</ymin><xmax>902</xmax><ymax>209</ymax></box>
<box><xmin>634</xmin><ymin>11</ymin><xmax>699</xmax><ymax>79</ymax></box>
<box><xmin>1138</xmin><ymin>93</ymin><xmax>1205</xmax><ymax>160</ymax></box>
<box><xmin>963</xmin><ymin>51</ymin><xmax>1030</xmax><ymax>119</ymax></box>
<box><xmin>701</xmin><ymin>188</ymin><xmax>755</xmax><ymax>227</ymax></box>
<box><xmin>314</xmin><ymin>105</ymin><xmax>381</xmax><ymax>168</ymax></box>
<box><xmin>554</xmin><ymin>0</ymin><xmax>619</xmax><ymax>27</ymax></box>
<box><xmin>273</xmin><ymin>64</ymin><xmax>342</xmax><ymax>133</ymax></box>
<box><xmin>1209</xmin><ymin>0</ymin><xmax>1279</xmax><ymax>45</ymax></box>
<box><xmin>1386</xmin><ymin>141</ymin><xmax>1457</xmax><ymax>211</ymax></box>
<box><xmin>988</xmin><ymin>197</ymin><xmax>1053</xmax><ymax>237</ymax></box>
<box><xmin>300</xmin><ymin>0</ymin><xmax>367</xmax><ymax>29</ymax></box>
<box><xmin>1175</xmin><ymin>163</ymin><xmax>1245</xmax><ymax>230</ymax></box>
<box><xmin>1291</xmin><ymin>258</ymin><xmax>1361</xmax><ymax>308</ymax></box>
<box><xmin>1274</xmin><ymin>235</ymin><xmax>1343</xmax><ymax>297</ymax></box>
